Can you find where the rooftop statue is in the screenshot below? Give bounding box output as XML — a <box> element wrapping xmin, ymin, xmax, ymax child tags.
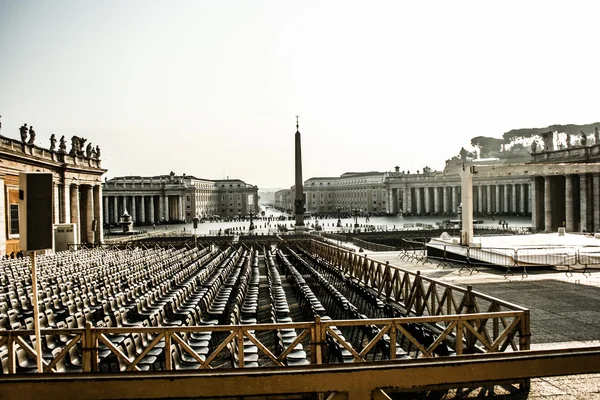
<box><xmin>580</xmin><ymin>130</ymin><xmax>587</xmax><ymax>146</ymax></box>
<box><xmin>530</xmin><ymin>140</ymin><xmax>537</xmax><ymax>154</ymax></box>
<box><xmin>541</xmin><ymin>131</ymin><xmax>553</xmax><ymax>151</ymax></box>
<box><xmin>595</xmin><ymin>127</ymin><xmax>600</xmax><ymax>144</ymax></box>
<box><xmin>70</xmin><ymin>135</ymin><xmax>87</xmax><ymax>156</ymax></box>
<box><xmin>58</xmin><ymin>135</ymin><xmax>67</xmax><ymax>153</ymax></box>
<box><xmin>565</xmin><ymin>134</ymin><xmax>571</xmax><ymax>148</ymax></box>
<box><xmin>85</xmin><ymin>142</ymin><xmax>93</xmax><ymax>158</ymax></box>
<box><xmin>95</xmin><ymin>145</ymin><xmax>101</xmax><ymax>160</ymax></box>
<box><xmin>49</xmin><ymin>134</ymin><xmax>56</xmax><ymax>152</ymax></box>
<box><xmin>19</xmin><ymin>124</ymin><xmax>28</xmax><ymax>143</ymax></box>
<box><xmin>27</xmin><ymin>126</ymin><xmax>36</xmax><ymax>145</ymax></box>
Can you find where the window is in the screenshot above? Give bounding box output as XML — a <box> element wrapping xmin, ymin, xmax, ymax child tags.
<box><xmin>9</xmin><ymin>204</ymin><xmax>19</xmax><ymax>235</ymax></box>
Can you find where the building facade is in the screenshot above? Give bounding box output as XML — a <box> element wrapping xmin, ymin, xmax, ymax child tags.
<box><xmin>103</xmin><ymin>173</ymin><xmax>258</xmax><ymax>224</ymax></box>
<box><xmin>0</xmin><ymin>135</ymin><xmax>106</xmax><ymax>253</ymax></box>
<box><xmin>530</xmin><ymin>142</ymin><xmax>600</xmax><ymax>232</ymax></box>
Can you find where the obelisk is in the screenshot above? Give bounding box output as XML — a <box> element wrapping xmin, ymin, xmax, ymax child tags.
<box><xmin>294</xmin><ymin>115</ymin><xmax>305</xmax><ymax>228</ymax></box>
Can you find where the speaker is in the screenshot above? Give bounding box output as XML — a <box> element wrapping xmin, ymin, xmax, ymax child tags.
<box><xmin>19</xmin><ymin>172</ymin><xmax>54</xmax><ymax>252</ymax></box>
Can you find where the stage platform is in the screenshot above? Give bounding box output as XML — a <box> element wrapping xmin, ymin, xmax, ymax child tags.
<box><xmin>426</xmin><ymin>232</ymin><xmax>600</xmax><ymax>268</ymax></box>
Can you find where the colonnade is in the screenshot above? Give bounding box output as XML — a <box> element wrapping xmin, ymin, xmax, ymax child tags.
<box><xmin>103</xmin><ymin>194</ymin><xmax>186</xmax><ymax>225</ymax></box>
<box><xmin>56</xmin><ymin>182</ymin><xmax>103</xmax><ymax>244</ymax></box>
<box><xmin>532</xmin><ymin>173</ymin><xmax>600</xmax><ymax>232</ymax></box>
<box><xmin>390</xmin><ymin>182</ymin><xmax>530</xmax><ymax>216</ymax></box>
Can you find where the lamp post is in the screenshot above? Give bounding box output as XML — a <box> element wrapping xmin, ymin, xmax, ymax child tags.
<box><xmin>192</xmin><ymin>217</ymin><xmax>199</xmax><ymax>247</ymax></box>
<box><xmin>336</xmin><ymin>206</ymin><xmax>342</xmax><ymax>228</ymax></box>
<box><xmin>248</xmin><ymin>211</ymin><xmax>255</xmax><ymax>233</ymax></box>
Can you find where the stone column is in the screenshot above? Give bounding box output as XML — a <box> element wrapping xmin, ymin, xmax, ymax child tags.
<box><xmin>179</xmin><ymin>195</ymin><xmax>185</xmax><ymax>221</ymax></box>
<box><xmin>103</xmin><ymin>196</ymin><xmax>109</xmax><ymax>225</ymax></box>
<box><xmin>495</xmin><ymin>185</ymin><xmax>501</xmax><ymax>214</ymax></box>
<box><xmin>61</xmin><ymin>184</ymin><xmax>70</xmax><ymax>224</ymax></box>
<box><xmin>503</xmin><ymin>184</ymin><xmax>510</xmax><ymax>213</ymax></box>
<box><xmin>112</xmin><ymin>196</ymin><xmax>118</xmax><ymax>224</ymax></box>
<box><xmin>83</xmin><ymin>185</ymin><xmax>93</xmax><ymax>243</ymax></box>
<box><xmin>486</xmin><ymin>185</ymin><xmax>492</xmax><ymax>214</ymax></box>
<box><xmin>544</xmin><ymin>176</ymin><xmax>552</xmax><ymax>232</ymax></box>
<box><xmin>565</xmin><ymin>175</ymin><xmax>574</xmax><ymax>232</ymax></box>
<box><xmin>415</xmin><ymin>188</ymin><xmax>422</xmax><ymax>215</ymax></box>
<box><xmin>594</xmin><ymin>174</ymin><xmax>600</xmax><ymax>232</ymax></box>
<box><xmin>148</xmin><ymin>195</ymin><xmax>155</xmax><ymax>224</ymax></box>
<box><xmin>158</xmin><ymin>195</ymin><xmax>164</xmax><ymax>222</ymax></box>
<box><xmin>477</xmin><ymin>186</ymin><xmax>483</xmax><ymax>214</ymax></box>
<box><xmin>164</xmin><ymin>195</ymin><xmax>170</xmax><ymax>221</ymax></box>
<box><xmin>93</xmin><ymin>185</ymin><xmax>103</xmax><ymax>244</ymax></box>
<box><xmin>433</xmin><ymin>187</ymin><xmax>440</xmax><ymax>214</ymax></box>
<box><xmin>70</xmin><ymin>184</ymin><xmax>80</xmax><ymax>243</ymax></box>
<box><xmin>520</xmin><ymin>183</ymin><xmax>527</xmax><ymax>214</ymax></box>
<box><xmin>441</xmin><ymin>187</ymin><xmax>448</xmax><ymax>213</ymax></box>
<box><xmin>53</xmin><ymin>183</ymin><xmax>60</xmax><ymax>224</ymax></box>
<box><xmin>0</xmin><ymin>177</ymin><xmax>5</xmax><ymax>252</ymax></box>
<box><xmin>580</xmin><ymin>174</ymin><xmax>589</xmax><ymax>232</ymax></box>
<box><xmin>512</xmin><ymin>184</ymin><xmax>518</xmax><ymax>214</ymax></box>
<box><xmin>423</xmin><ymin>187</ymin><xmax>430</xmax><ymax>214</ymax></box>
<box><xmin>139</xmin><ymin>195</ymin><xmax>146</xmax><ymax>223</ymax></box>
<box><xmin>402</xmin><ymin>189</ymin><xmax>408</xmax><ymax>214</ymax></box>
<box><xmin>452</xmin><ymin>186</ymin><xmax>459</xmax><ymax>213</ymax></box>
<box><xmin>531</xmin><ymin>179</ymin><xmax>538</xmax><ymax>231</ymax></box>
<box><xmin>131</xmin><ymin>196</ymin><xmax>137</xmax><ymax>223</ymax></box>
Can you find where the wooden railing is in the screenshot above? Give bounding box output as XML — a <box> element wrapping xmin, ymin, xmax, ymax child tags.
<box><xmin>0</xmin><ymin>310</ymin><xmax>528</xmax><ymax>374</ymax></box>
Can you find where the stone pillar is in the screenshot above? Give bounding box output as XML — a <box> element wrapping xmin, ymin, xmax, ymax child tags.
<box><xmin>486</xmin><ymin>185</ymin><xmax>492</xmax><ymax>214</ymax></box>
<box><xmin>61</xmin><ymin>184</ymin><xmax>70</xmax><ymax>224</ymax></box>
<box><xmin>70</xmin><ymin>184</ymin><xmax>80</xmax><ymax>243</ymax></box>
<box><xmin>94</xmin><ymin>185</ymin><xmax>103</xmax><ymax>244</ymax></box>
<box><xmin>103</xmin><ymin>196</ymin><xmax>109</xmax><ymax>225</ymax></box>
<box><xmin>402</xmin><ymin>189</ymin><xmax>408</xmax><ymax>214</ymax></box>
<box><xmin>531</xmin><ymin>179</ymin><xmax>538</xmax><ymax>231</ymax></box>
<box><xmin>452</xmin><ymin>186</ymin><xmax>459</xmax><ymax>213</ymax></box>
<box><xmin>520</xmin><ymin>183</ymin><xmax>527</xmax><ymax>214</ymax></box>
<box><xmin>440</xmin><ymin>187</ymin><xmax>446</xmax><ymax>213</ymax></box>
<box><xmin>423</xmin><ymin>187</ymin><xmax>430</xmax><ymax>214</ymax></box>
<box><xmin>565</xmin><ymin>175</ymin><xmax>574</xmax><ymax>232</ymax></box>
<box><xmin>112</xmin><ymin>196</ymin><xmax>118</xmax><ymax>224</ymax></box>
<box><xmin>131</xmin><ymin>196</ymin><xmax>137</xmax><ymax>223</ymax></box>
<box><xmin>415</xmin><ymin>188</ymin><xmax>422</xmax><ymax>215</ymax></box>
<box><xmin>158</xmin><ymin>195</ymin><xmax>164</xmax><ymax>222</ymax></box>
<box><xmin>502</xmin><ymin>184</ymin><xmax>509</xmax><ymax>213</ymax></box>
<box><xmin>495</xmin><ymin>185</ymin><xmax>501</xmax><ymax>214</ymax></box>
<box><xmin>0</xmin><ymin>177</ymin><xmax>5</xmax><ymax>253</ymax></box>
<box><xmin>594</xmin><ymin>174</ymin><xmax>600</xmax><ymax>232</ymax></box>
<box><xmin>512</xmin><ymin>184</ymin><xmax>518</xmax><ymax>214</ymax></box>
<box><xmin>53</xmin><ymin>183</ymin><xmax>60</xmax><ymax>224</ymax></box>
<box><xmin>140</xmin><ymin>195</ymin><xmax>146</xmax><ymax>223</ymax></box>
<box><xmin>477</xmin><ymin>186</ymin><xmax>483</xmax><ymax>214</ymax></box>
<box><xmin>148</xmin><ymin>195</ymin><xmax>155</xmax><ymax>224</ymax></box>
<box><xmin>433</xmin><ymin>187</ymin><xmax>440</xmax><ymax>214</ymax></box>
<box><xmin>179</xmin><ymin>195</ymin><xmax>185</xmax><ymax>221</ymax></box>
<box><xmin>580</xmin><ymin>174</ymin><xmax>589</xmax><ymax>232</ymax></box>
<box><xmin>544</xmin><ymin>176</ymin><xmax>552</xmax><ymax>232</ymax></box>
<box><xmin>164</xmin><ymin>195</ymin><xmax>170</xmax><ymax>221</ymax></box>
<box><xmin>82</xmin><ymin>186</ymin><xmax>93</xmax><ymax>244</ymax></box>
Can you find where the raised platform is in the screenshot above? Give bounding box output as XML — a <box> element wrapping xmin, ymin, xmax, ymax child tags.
<box><xmin>427</xmin><ymin>232</ymin><xmax>600</xmax><ymax>268</ymax></box>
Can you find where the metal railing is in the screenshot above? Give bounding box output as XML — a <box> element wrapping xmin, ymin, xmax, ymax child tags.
<box><xmin>424</xmin><ymin>239</ymin><xmax>598</xmax><ymax>277</ymax></box>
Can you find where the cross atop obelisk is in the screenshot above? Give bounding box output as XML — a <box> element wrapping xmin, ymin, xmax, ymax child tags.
<box><xmin>294</xmin><ymin>115</ymin><xmax>305</xmax><ymax>228</ymax></box>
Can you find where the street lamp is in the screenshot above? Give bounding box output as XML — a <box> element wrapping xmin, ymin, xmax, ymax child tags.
<box><xmin>248</xmin><ymin>211</ymin><xmax>255</xmax><ymax>233</ymax></box>
<box><xmin>336</xmin><ymin>206</ymin><xmax>343</xmax><ymax>228</ymax></box>
<box><xmin>192</xmin><ymin>217</ymin><xmax>199</xmax><ymax>247</ymax></box>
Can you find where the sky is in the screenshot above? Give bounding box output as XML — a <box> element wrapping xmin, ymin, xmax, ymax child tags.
<box><xmin>1</xmin><ymin>1</ymin><xmax>599</xmax><ymax>189</ymax></box>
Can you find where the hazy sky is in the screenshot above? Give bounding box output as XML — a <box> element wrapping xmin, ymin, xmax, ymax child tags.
<box><xmin>1</xmin><ymin>1</ymin><xmax>599</xmax><ymax>189</ymax></box>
